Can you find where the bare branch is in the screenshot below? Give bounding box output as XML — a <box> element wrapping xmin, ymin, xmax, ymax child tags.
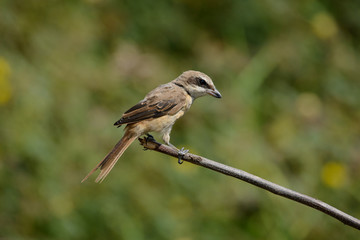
<box><xmin>138</xmin><ymin>137</ymin><xmax>360</xmax><ymax>230</ymax></box>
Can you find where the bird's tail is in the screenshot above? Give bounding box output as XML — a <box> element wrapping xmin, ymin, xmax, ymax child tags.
<box><xmin>81</xmin><ymin>131</ymin><xmax>138</xmax><ymax>183</ymax></box>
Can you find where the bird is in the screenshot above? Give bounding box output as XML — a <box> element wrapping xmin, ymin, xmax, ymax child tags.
<box><xmin>81</xmin><ymin>70</ymin><xmax>222</xmax><ymax>183</ymax></box>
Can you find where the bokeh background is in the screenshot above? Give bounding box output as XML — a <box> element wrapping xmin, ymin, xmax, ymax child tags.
<box><xmin>1</xmin><ymin>0</ymin><xmax>360</xmax><ymax>239</ymax></box>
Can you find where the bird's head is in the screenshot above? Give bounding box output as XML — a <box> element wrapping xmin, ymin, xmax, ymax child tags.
<box><xmin>173</xmin><ymin>70</ymin><xmax>222</xmax><ymax>99</ymax></box>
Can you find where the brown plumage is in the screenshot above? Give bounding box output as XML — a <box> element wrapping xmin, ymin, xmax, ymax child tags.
<box><xmin>82</xmin><ymin>70</ymin><xmax>221</xmax><ymax>183</ymax></box>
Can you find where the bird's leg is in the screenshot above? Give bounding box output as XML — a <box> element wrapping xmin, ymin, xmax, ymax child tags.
<box><xmin>167</xmin><ymin>143</ymin><xmax>188</xmax><ymax>164</ymax></box>
<box><xmin>162</xmin><ymin>133</ymin><xmax>189</xmax><ymax>164</ymax></box>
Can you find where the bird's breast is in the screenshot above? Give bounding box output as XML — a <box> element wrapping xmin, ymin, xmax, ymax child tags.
<box><xmin>128</xmin><ymin>110</ymin><xmax>185</xmax><ymax>135</ymax></box>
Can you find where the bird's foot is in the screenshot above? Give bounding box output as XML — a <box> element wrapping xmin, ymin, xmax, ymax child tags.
<box><xmin>146</xmin><ymin>134</ymin><xmax>155</xmax><ymax>142</ymax></box>
<box><xmin>177</xmin><ymin>147</ymin><xmax>189</xmax><ymax>164</ymax></box>
<box><xmin>143</xmin><ymin>134</ymin><xmax>156</xmax><ymax>150</ymax></box>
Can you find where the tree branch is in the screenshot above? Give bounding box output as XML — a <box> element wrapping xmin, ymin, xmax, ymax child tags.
<box><xmin>138</xmin><ymin>136</ymin><xmax>360</xmax><ymax>230</ymax></box>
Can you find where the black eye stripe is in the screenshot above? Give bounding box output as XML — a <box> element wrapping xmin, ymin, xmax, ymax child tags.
<box><xmin>196</xmin><ymin>77</ymin><xmax>209</xmax><ymax>88</ymax></box>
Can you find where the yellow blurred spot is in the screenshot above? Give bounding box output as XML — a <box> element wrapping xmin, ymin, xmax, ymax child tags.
<box><xmin>0</xmin><ymin>57</ymin><xmax>12</xmax><ymax>105</ymax></box>
<box><xmin>321</xmin><ymin>162</ymin><xmax>346</xmax><ymax>188</ymax></box>
<box><xmin>296</xmin><ymin>92</ymin><xmax>322</xmax><ymax>121</ymax></box>
<box><xmin>311</xmin><ymin>12</ymin><xmax>338</xmax><ymax>39</ymax></box>
<box><xmin>269</xmin><ymin>114</ymin><xmax>296</xmax><ymax>151</ymax></box>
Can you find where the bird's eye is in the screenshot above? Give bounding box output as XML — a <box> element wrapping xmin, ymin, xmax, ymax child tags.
<box><xmin>197</xmin><ymin>78</ymin><xmax>207</xmax><ymax>86</ymax></box>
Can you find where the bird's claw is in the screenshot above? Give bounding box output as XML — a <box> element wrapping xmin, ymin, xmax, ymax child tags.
<box><xmin>143</xmin><ymin>134</ymin><xmax>156</xmax><ymax>150</ymax></box>
<box><xmin>177</xmin><ymin>147</ymin><xmax>189</xmax><ymax>164</ymax></box>
<box><xmin>146</xmin><ymin>134</ymin><xmax>155</xmax><ymax>142</ymax></box>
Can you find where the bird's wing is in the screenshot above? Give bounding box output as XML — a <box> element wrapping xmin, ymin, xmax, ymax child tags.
<box><xmin>114</xmin><ymin>84</ymin><xmax>187</xmax><ymax>126</ymax></box>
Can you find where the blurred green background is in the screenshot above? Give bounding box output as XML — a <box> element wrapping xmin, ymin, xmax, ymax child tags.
<box><xmin>1</xmin><ymin>0</ymin><xmax>360</xmax><ymax>239</ymax></box>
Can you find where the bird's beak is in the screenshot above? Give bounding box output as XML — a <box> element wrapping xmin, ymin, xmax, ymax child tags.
<box><xmin>207</xmin><ymin>88</ymin><xmax>222</xmax><ymax>98</ymax></box>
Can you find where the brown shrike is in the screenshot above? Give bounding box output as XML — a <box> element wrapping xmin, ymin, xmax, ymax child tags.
<box><xmin>82</xmin><ymin>70</ymin><xmax>221</xmax><ymax>183</ymax></box>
